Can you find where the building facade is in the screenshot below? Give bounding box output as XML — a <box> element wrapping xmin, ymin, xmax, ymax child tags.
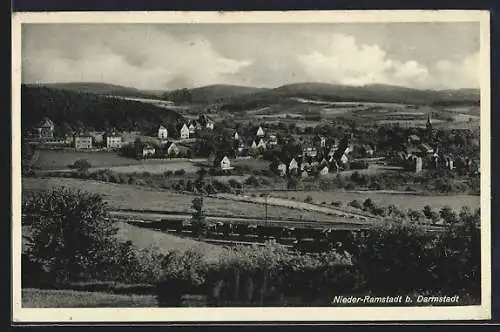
<box><xmin>158</xmin><ymin>125</ymin><xmax>168</xmax><ymax>139</ymax></box>
<box><xmin>74</xmin><ymin>134</ymin><xmax>93</xmax><ymax>149</ymax></box>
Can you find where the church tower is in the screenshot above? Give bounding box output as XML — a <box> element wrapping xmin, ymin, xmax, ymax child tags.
<box><xmin>426</xmin><ymin>112</ymin><xmax>433</xmax><ymax>139</ymax></box>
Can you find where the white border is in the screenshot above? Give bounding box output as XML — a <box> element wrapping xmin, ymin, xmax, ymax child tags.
<box><xmin>11</xmin><ymin>10</ymin><xmax>491</xmax><ymax>323</ymax></box>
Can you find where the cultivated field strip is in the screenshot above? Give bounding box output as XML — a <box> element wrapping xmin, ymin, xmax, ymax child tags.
<box><xmin>213</xmin><ymin>193</ymin><xmax>379</xmax><ymax>221</ymax></box>
<box><xmin>22</xmin><ymin>177</ymin><xmax>347</xmax><ymax>222</ymax></box>
<box><xmin>109</xmin><ymin>210</ymin><xmax>377</xmax><ymax>230</ymax></box>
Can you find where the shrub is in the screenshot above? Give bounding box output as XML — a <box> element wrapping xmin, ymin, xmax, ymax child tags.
<box><xmin>331</xmin><ymin>201</ymin><xmax>342</xmax><ymax>207</ymax></box>
<box><xmin>348</xmin><ymin>200</ymin><xmax>362</xmax><ymax>209</ymax></box>
<box><xmin>174</xmin><ymin>169</ymin><xmax>186</xmax><ymax>176</ymax></box>
<box><xmin>304</xmin><ymin>195</ymin><xmax>313</xmax><ymax>203</ymax></box>
<box><xmin>72</xmin><ymin>159</ymin><xmax>92</xmax><ymax>172</ymax></box>
<box><xmin>156</xmin><ymin>249</ymin><xmax>208</xmax><ymax>306</ymax></box>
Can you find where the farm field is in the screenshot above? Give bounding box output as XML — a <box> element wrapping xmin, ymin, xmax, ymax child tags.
<box><xmin>265</xmin><ymin>190</ymin><xmax>480</xmax><ymax>212</ymax></box>
<box><xmin>231</xmin><ymin>158</ymin><xmax>271</xmax><ymax>171</ymax></box>
<box><xmin>34</xmin><ymin>150</ymin><xmax>142</xmax><ymax>169</ymax></box>
<box><xmin>93</xmin><ymin>161</ymin><xmax>199</xmax><ymax>174</ymax></box>
<box><xmin>34</xmin><ymin>150</ymin><xmax>204</xmax><ymax>173</ymax></box>
<box><xmin>116</xmin><ymin>221</ymin><xmax>227</xmax><ymax>260</ymax></box>
<box><xmin>22</xmin><ymin>177</ymin><xmax>340</xmax><ymax>222</ymax></box>
<box><xmin>22</xmin><ymin>288</ymin><xmax>158</xmax><ymax>308</ymax></box>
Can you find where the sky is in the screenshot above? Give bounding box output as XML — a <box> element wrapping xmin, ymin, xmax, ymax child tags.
<box><xmin>21</xmin><ymin>23</ymin><xmax>480</xmax><ymax>91</ymax></box>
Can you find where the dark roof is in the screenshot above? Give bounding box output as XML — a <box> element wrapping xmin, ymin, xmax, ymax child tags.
<box><xmin>38</xmin><ymin>117</ymin><xmax>54</xmax><ymax>127</ymax></box>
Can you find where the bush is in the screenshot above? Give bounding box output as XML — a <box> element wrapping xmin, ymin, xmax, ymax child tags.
<box><xmin>72</xmin><ymin>159</ymin><xmax>92</xmax><ymax>172</ymax></box>
<box><xmin>348</xmin><ymin>200</ymin><xmax>362</xmax><ymax>209</ymax></box>
<box><xmin>304</xmin><ymin>195</ymin><xmax>313</xmax><ymax>203</ymax></box>
<box><xmin>331</xmin><ymin>201</ymin><xmax>342</xmax><ymax>207</ymax></box>
<box><xmin>174</xmin><ymin>169</ymin><xmax>186</xmax><ymax>176</ymax></box>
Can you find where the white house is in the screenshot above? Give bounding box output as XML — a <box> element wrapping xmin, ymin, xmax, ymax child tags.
<box><xmin>220</xmin><ymin>156</ymin><xmax>233</xmax><ymax>171</ymax></box>
<box><xmin>257</xmin><ymin>138</ymin><xmax>267</xmax><ymax>150</ymax></box>
<box><xmin>319</xmin><ymin>164</ymin><xmax>329</xmax><ymax>175</ymax></box>
<box><xmin>340</xmin><ymin>153</ymin><xmax>349</xmax><ymax>165</ymax></box>
<box><xmin>289</xmin><ymin>158</ymin><xmax>298</xmax><ymax>173</ymax></box>
<box><xmin>277</xmin><ymin>162</ymin><xmax>287</xmax><ymax>176</ymax></box>
<box><xmin>74</xmin><ymin>134</ymin><xmax>93</xmax><ymax>150</ymax></box>
<box><xmin>320</xmin><ymin>137</ymin><xmax>326</xmax><ymax>148</ymax></box>
<box><xmin>104</xmin><ymin>131</ymin><xmax>122</xmax><ymax>149</ymax></box>
<box><xmin>158</xmin><ymin>125</ymin><xmax>168</xmax><ymax>139</ymax></box>
<box><xmin>142</xmin><ymin>145</ymin><xmax>156</xmax><ymax>158</ymax></box>
<box><xmin>188</xmin><ymin>123</ymin><xmax>196</xmax><ymax>134</ymax></box>
<box><xmin>180</xmin><ymin>124</ymin><xmax>190</xmax><ymax>139</ymax></box>
<box><xmin>256</xmin><ymin>126</ymin><xmax>265</xmax><ymax>137</ymax></box>
<box><xmin>206</xmin><ymin>120</ymin><xmax>214</xmax><ymax>130</ymax></box>
<box><xmin>165</xmin><ymin>142</ymin><xmax>179</xmax><ymax>156</ymax></box>
<box><xmin>234</xmin><ymin>132</ymin><xmax>240</xmax><ymax>141</ymax></box>
<box><xmin>251</xmin><ymin>140</ymin><xmax>258</xmax><ymax>150</ymax></box>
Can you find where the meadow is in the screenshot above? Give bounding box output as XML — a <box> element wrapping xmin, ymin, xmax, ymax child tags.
<box><xmin>265</xmin><ymin>190</ymin><xmax>480</xmax><ymax>212</ymax></box>
<box><xmin>22</xmin><ymin>288</ymin><xmax>158</xmax><ymax>308</ymax></box>
<box><xmin>33</xmin><ymin>150</ymin><xmax>141</xmax><ymax>169</ymax></box>
<box><xmin>22</xmin><ymin>177</ymin><xmax>339</xmax><ymax>222</ymax></box>
<box><xmin>33</xmin><ymin>150</ymin><xmax>203</xmax><ymax>174</ymax></box>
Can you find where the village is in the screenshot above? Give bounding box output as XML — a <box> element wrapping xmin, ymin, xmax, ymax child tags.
<box><xmin>27</xmin><ymin>110</ymin><xmax>479</xmax><ymax>180</ymax></box>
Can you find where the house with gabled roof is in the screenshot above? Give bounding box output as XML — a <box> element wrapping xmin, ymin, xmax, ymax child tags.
<box><xmin>256</xmin><ymin>126</ymin><xmax>265</xmax><ymax>137</ymax></box>
<box><xmin>214</xmin><ymin>155</ymin><xmax>233</xmax><ymax>171</ymax></box>
<box><xmin>257</xmin><ymin>137</ymin><xmax>267</xmax><ymax>150</ymax></box>
<box><xmin>188</xmin><ymin>122</ymin><xmax>196</xmax><ymax>135</ymax></box>
<box><xmin>35</xmin><ymin>117</ymin><xmax>55</xmax><ymax>139</ymax></box>
<box><xmin>419</xmin><ymin>143</ymin><xmax>434</xmax><ymax>154</ymax></box>
<box><xmin>289</xmin><ymin>158</ymin><xmax>299</xmax><ymax>174</ymax></box>
<box><xmin>158</xmin><ymin>125</ymin><xmax>168</xmax><ymax>139</ymax></box>
<box><xmin>104</xmin><ymin>130</ymin><xmax>122</xmax><ymax>149</ymax></box>
<box><xmin>180</xmin><ymin>123</ymin><xmax>190</xmax><ymax>139</ymax></box>
<box><xmin>142</xmin><ymin>145</ymin><xmax>156</xmax><ymax>159</ymax></box>
<box><xmin>74</xmin><ymin>132</ymin><xmax>93</xmax><ymax>149</ymax></box>
<box><xmin>319</xmin><ymin>163</ymin><xmax>329</xmax><ymax>175</ymax></box>
<box><xmin>251</xmin><ymin>140</ymin><xmax>258</xmax><ymax>150</ymax></box>
<box><xmin>165</xmin><ymin>141</ymin><xmax>179</xmax><ymax>156</ymax></box>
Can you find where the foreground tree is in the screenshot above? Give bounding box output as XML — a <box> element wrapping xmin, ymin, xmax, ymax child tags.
<box><xmin>23</xmin><ymin>187</ymin><xmax>127</xmax><ymax>283</ymax></box>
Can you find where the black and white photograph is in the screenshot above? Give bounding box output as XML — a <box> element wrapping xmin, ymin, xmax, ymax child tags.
<box><xmin>12</xmin><ymin>10</ymin><xmax>491</xmax><ymax>322</ymax></box>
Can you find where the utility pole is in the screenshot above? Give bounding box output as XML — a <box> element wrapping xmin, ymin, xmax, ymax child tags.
<box><xmin>265</xmin><ymin>194</ymin><xmax>268</xmax><ymax>227</ymax></box>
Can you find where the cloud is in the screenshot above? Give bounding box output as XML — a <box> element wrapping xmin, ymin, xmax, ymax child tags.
<box><xmin>22</xmin><ymin>25</ymin><xmax>252</xmax><ymax>90</ymax></box>
<box><xmin>297</xmin><ymin>33</ymin><xmax>431</xmax><ymax>88</ymax></box>
<box><xmin>21</xmin><ymin>25</ymin><xmax>479</xmax><ymax>90</ymax></box>
<box><xmin>434</xmin><ymin>51</ymin><xmax>479</xmax><ymax>89</ymax></box>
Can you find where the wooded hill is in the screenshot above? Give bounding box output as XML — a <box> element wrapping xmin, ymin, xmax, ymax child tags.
<box><xmin>21</xmin><ymin>85</ymin><xmax>185</xmax><ymax>135</ymax></box>
<box><xmin>220</xmin><ymin>83</ymin><xmax>480</xmax><ymax>111</ymax></box>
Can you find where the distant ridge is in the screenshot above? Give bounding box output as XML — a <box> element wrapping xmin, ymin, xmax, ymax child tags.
<box><xmin>28</xmin><ymin>82</ymin><xmax>165</xmax><ymax>99</ymax></box>
<box><xmin>220</xmin><ymin>82</ymin><xmax>480</xmax><ymax>111</ymax></box>
<box><xmin>29</xmin><ymin>81</ymin><xmax>480</xmax><ymax>110</ymax></box>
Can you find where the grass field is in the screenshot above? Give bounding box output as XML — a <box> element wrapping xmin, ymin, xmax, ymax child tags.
<box><xmin>22</xmin><ymin>288</ymin><xmax>158</xmax><ymax>307</ymax></box>
<box><xmin>231</xmin><ymin>158</ymin><xmax>271</xmax><ymax>171</ymax></box>
<box><xmin>34</xmin><ymin>150</ymin><xmax>141</xmax><ymax>169</ymax></box>
<box><xmin>34</xmin><ymin>150</ymin><xmax>203</xmax><ymax>173</ymax></box>
<box><xmin>94</xmin><ymin>161</ymin><xmax>199</xmax><ymax>174</ymax></box>
<box><xmin>22</xmin><ymin>177</ymin><xmax>338</xmax><ymax>221</ymax></box>
<box><xmin>115</xmin><ymin>221</ymin><xmax>226</xmax><ymax>260</ymax></box>
<box><xmin>266</xmin><ymin>190</ymin><xmax>479</xmax><ymax>212</ymax></box>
